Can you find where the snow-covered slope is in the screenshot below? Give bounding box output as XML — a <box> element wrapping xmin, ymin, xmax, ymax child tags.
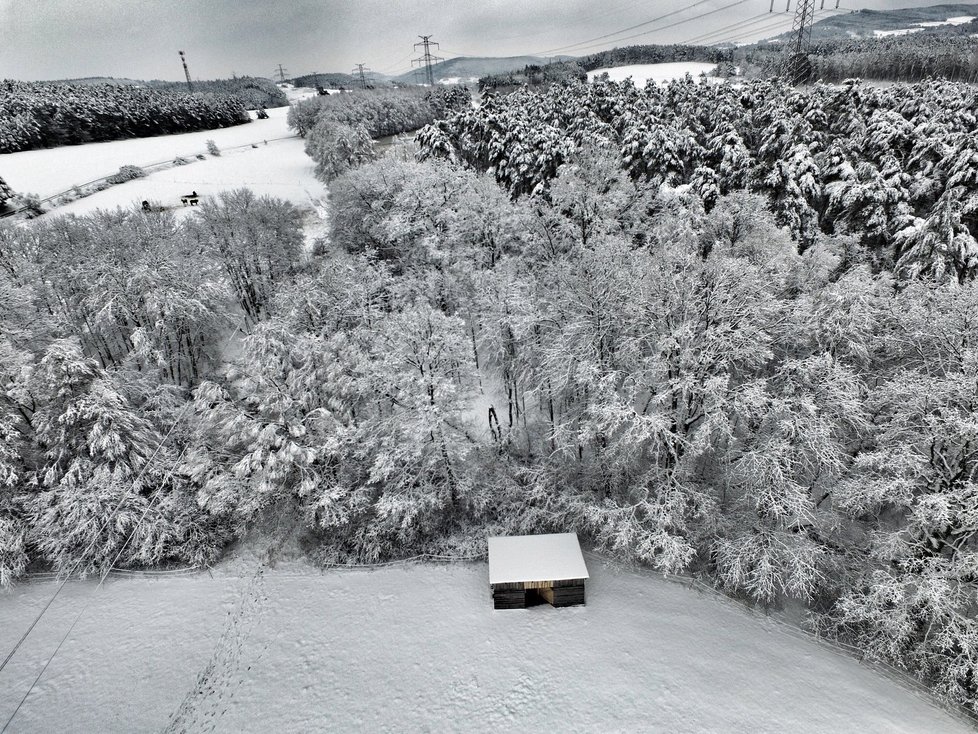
<box><xmin>874</xmin><ymin>14</ymin><xmax>974</xmax><ymax>37</ymax></box>
<box><xmin>0</xmin><ymin>105</ymin><xmax>323</xmax><ymax>217</ymax></box>
<box><xmin>0</xmin><ymin>558</ymin><xmax>969</xmax><ymax>732</ymax></box>
<box><xmin>587</xmin><ymin>62</ymin><xmax>718</xmax><ymax>86</ymax></box>
<box><xmin>0</xmin><ymin>106</ymin><xmax>300</xmax><ymax>200</ymax></box>
<box><xmin>46</xmin><ymin>134</ymin><xmax>321</xmax><ymax>218</ymax></box>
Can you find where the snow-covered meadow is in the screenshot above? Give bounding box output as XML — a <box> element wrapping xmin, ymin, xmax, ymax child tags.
<box><xmin>0</xmin><ymin>101</ymin><xmax>328</xmax><ymax>218</ymax></box>
<box><xmin>873</xmin><ymin>14</ymin><xmax>975</xmax><ymax>38</ymax></box>
<box><xmin>0</xmin><ymin>557</ymin><xmax>970</xmax><ymax>733</ymax></box>
<box><xmin>587</xmin><ymin>62</ymin><xmax>718</xmax><ymax>86</ymax></box>
<box><xmin>0</xmin><ymin>107</ymin><xmax>297</xmax><ymax>200</ymax></box>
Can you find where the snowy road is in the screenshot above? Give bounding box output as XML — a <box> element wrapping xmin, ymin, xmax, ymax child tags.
<box><xmin>0</xmin><ymin>557</ymin><xmax>970</xmax><ymax>733</ymax></box>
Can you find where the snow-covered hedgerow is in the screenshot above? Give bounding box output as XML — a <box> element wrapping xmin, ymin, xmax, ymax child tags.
<box><xmin>105</xmin><ymin>165</ymin><xmax>146</xmax><ymax>185</ymax></box>
<box><xmin>0</xmin><ymin>79</ymin><xmax>250</xmax><ymax>153</ymax></box>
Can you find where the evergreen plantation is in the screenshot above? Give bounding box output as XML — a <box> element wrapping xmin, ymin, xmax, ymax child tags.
<box><xmin>0</xmin><ymin>80</ymin><xmax>252</xmax><ymax>153</ymax></box>
<box><xmin>419</xmin><ymin>77</ymin><xmax>978</xmax><ymax>279</ymax></box>
<box><xmin>2</xmin><ymin>76</ymin><xmax>978</xmax><ymax>714</ymax></box>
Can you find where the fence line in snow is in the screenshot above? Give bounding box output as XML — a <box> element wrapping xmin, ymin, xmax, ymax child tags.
<box><xmin>0</xmin><ymin>134</ymin><xmax>298</xmax><ymax>219</ymax></box>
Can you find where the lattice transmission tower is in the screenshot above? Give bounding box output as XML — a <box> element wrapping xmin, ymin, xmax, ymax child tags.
<box><xmin>352</xmin><ymin>63</ymin><xmax>372</xmax><ymax>90</ymax></box>
<box><xmin>784</xmin><ymin>0</ymin><xmax>817</xmax><ymax>85</ymax></box>
<box><xmin>178</xmin><ymin>50</ymin><xmax>193</xmax><ymax>92</ymax></box>
<box><xmin>412</xmin><ymin>35</ymin><xmax>444</xmax><ymax>87</ymax></box>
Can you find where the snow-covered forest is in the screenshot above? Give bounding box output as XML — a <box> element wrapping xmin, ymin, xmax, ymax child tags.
<box><xmin>145</xmin><ymin>76</ymin><xmax>288</xmax><ymax>111</ymax></box>
<box><xmin>288</xmin><ymin>87</ymin><xmax>471</xmax><ymax>180</ymax></box>
<box><xmin>0</xmin><ymin>80</ymin><xmax>251</xmax><ymax>153</ymax></box>
<box><xmin>749</xmin><ymin>33</ymin><xmax>978</xmax><ymax>81</ymax></box>
<box><xmin>3</xmin><ymin>71</ymin><xmax>978</xmax><ymax>712</ymax></box>
<box><xmin>419</xmin><ymin>77</ymin><xmax>978</xmax><ymax>279</ymax></box>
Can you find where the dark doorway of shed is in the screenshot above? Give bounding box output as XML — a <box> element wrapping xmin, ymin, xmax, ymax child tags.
<box><xmin>525</xmin><ymin>589</ymin><xmax>549</xmax><ymax>607</ymax></box>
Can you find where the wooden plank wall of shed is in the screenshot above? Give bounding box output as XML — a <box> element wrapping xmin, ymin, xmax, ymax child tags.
<box><xmin>491</xmin><ymin>578</ymin><xmax>587</xmax><ymax>592</ymax></box>
<box><xmin>492</xmin><ymin>581</ymin><xmax>586</xmax><ymax>609</ymax></box>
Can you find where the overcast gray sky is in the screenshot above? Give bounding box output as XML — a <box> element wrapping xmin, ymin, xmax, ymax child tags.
<box><xmin>0</xmin><ymin>0</ymin><xmax>949</xmax><ymax>81</ymax></box>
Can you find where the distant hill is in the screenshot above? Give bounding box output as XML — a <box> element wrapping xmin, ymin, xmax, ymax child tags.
<box><xmin>388</xmin><ymin>56</ymin><xmax>575</xmax><ymax>85</ymax></box>
<box><xmin>53</xmin><ymin>76</ymin><xmax>150</xmax><ymax>86</ymax></box>
<box><xmin>773</xmin><ymin>3</ymin><xmax>978</xmax><ymax>41</ymax></box>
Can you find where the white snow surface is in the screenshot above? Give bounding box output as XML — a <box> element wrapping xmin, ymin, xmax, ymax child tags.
<box><xmin>46</xmin><ymin>134</ymin><xmax>322</xmax><ymax>219</ymax></box>
<box><xmin>437</xmin><ymin>76</ymin><xmax>479</xmax><ymax>86</ymax></box>
<box><xmin>916</xmin><ymin>16</ymin><xmax>975</xmax><ymax>27</ymax></box>
<box><xmin>0</xmin><ymin>557</ymin><xmax>971</xmax><ymax>733</ymax></box>
<box><xmin>0</xmin><ymin>106</ymin><xmax>324</xmax><ymax>218</ymax></box>
<box><xmin>874</xmin><ymin>27</ymin><xmax>925</xmax><ymax>37</ymax></box>
<box><xmin>487</xmin><ymin>533</ymin><xmax>589</xmax><ymax>584</ymax></box>
<box><xmin>588</xmin><ymin>62</ymin><xmax>718</xmax><ymax>86</ymax></box>
<box><xmin>0</xmin><ymin>106</ymin><xmax>301</xmax><ymax>199</ymax></box>
<box><xmin>874</xmin><ymin>15</ymin><xmax>974</xmax><ymax>37</ymax></box>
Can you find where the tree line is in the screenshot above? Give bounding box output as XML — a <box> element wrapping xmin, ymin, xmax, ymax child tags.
<box><xmin>288</xmin><ymin>87</ymin><xmax>471</xmax><ymax>181</ymax></box>
<box><xmin>147</xmin><ymin>76</ymin><xmax>289</xmax><ymax>110</ymax></box>
<box><xmin>747</xmin><ymin>33</ymin><xmax>978</xmax><ymax>83</ymax></box>
<box><xmin>478</xmin><ymin>44</ymin><xmax>731</xmax><ymax>91</ymax></box>
<box><xmin>0</xmin><ymin>79</ymin><xmax>251</xmax><ymax>153</ymax></box>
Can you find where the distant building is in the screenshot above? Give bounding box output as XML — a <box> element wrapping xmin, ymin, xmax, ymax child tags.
<box><xmin>487</xmin><ymin>533</ymin><xmax>589</xmax><ymax>610</ymax></box>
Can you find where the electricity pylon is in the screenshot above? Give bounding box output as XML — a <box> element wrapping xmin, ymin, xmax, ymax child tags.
<box><xmin>352</xmin><ymin>63</ymin><xmax>372</xmax><ymax>90</ymax></box>
<box><xmin>784</xmin><ymin>0</ymin><xmax>816</xmax><ymax>85</ymax></box>
<box><xmin>412</xmin><ymin>35</ymin><xmax>444</xmax><ymax>87</ymax></box>
<box><xmin>178</xmin><ymin>50</ymin><xmax>193</xmax><ymax>92</ymax></box>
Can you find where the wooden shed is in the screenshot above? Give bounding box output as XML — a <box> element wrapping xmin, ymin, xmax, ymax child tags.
<box><xmin>488</xmin><ymin>533</ymin><xmax>589</xmax><ymax>610</ymax></box>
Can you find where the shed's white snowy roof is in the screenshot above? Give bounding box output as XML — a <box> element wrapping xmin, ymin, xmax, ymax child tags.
<box><xmin>487</xmin><ymin>533</ymin><xmax>590</xmax><ymax>585</ymax></box>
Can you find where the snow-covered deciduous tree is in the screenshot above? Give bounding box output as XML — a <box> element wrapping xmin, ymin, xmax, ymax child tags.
<box><xmin>187</xmin><ymin>189</ymin><xmax>303</xmax><ymax>321</ymax></box>
<box><xmin>306</xmin><ymin>120</ymin><xmax>376</xmax><ymax>182</ymax></box>
<box><xmin>713</xmin><ymin>356</ymin><xmax>866</xmax><ymax>604</ymax></box>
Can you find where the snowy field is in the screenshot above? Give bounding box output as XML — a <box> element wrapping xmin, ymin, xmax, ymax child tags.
<box><xmin>0</xmin><ymin>557</ymin><xmax>970</xmax><ymax>733</ymax></box>
<box><xmin>0</xmin><ymin>104</ymin><xmax>325</xmax><ymax>218</ymax></box>
<box><xmin>46</xmin><ymin>132</ymin><xmax>323</xmax><ymax>219</ymax></box>
<box><xmin>437</xmin><ymin>76</ymin><xmax>480</xmax><ymax>86</ymax></box>
<box><xmin>587</xmin><ymin>62</ymin><xmax>718</xmax><ymax>86</ymax></box>
<box><xmin>0</xmin><ymin>105</ymin><xmax>306</xmax><ymax>200</ymax></box>
<box><xmin>874</xmin><ymin>14</ymin><xmax>974</xmax><ymax>37</ymax></box>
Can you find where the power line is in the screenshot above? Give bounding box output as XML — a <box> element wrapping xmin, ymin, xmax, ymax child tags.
<box><xmin>1</xmin><ymin>444</ymin><xmax>193</xmax><ymax>734</ymax></box>
<box><xmin>714</xmin><ymin>15</ymin><xmax>809</xmax><ymax>44</ymax></box>
<box><xmin>683</xmin><ymin>10</ymin><xmax>796</xmax><ymax>45</ymax></box>
<box><xmin>537</xmin><ymin>0</ymin><xmax>756</xmax><ymax>57</ymax></box>
<box><xmin>374</xmin><ymin>50</ymin><xmax>416</xmax><ymax>76</ymax></box>
<box><xmin>0</xmin><ymin>400</ymin><xmax>196</xmax><ymax>678</ymax></box>
<box><xmin>715</xmin><ymin>8</ymin><xmax>837</xmax><ymax>47</ymax></box>
<box><xmin>687</xmin><ymin>3</ymin><xmax>840</xmax><ymax>47</ymax></box>
<box><xmin>681</xmin><ymin>11</ymin><xmax>774</xmax><ymax>45</ymax></box>
<box><xmin>0</xmin><ymin>319</ymin><xmax>245</xmax><ymax>729</ymax></box>
<box><xmin>532</xmin><ymin>0</ymin><xmax>750</xmax><ymax>56</ymax></box>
